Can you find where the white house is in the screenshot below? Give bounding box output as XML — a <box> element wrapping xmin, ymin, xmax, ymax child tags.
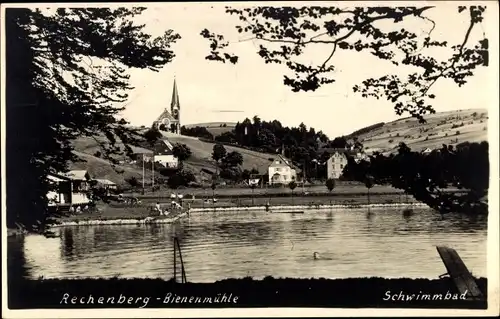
<box><xmin>327</xmin><ymin>151</ymin><xmax>349</xmax><ymax>179</ymax></box>
<box><xmin>268</xmin><ymin>155</ymin><xmax>297</xmax><ymax>185</ymax></box>
<box><xmin>46</xmin><ymin>170</ymin><xmax>92</xmax><ymax>206</ymax></box>
<box><xmin>153</xmin><ymin>139</ymin><xmax>179</xmax><ymax>168</ymax></box>
<box><xmin>47</xmin><ymin>174</ymin><xmax>71</xmax><ymax>206</ymax></box>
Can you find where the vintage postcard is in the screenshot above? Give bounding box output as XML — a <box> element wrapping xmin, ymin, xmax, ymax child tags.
<box><xmin>1</xmin><ymin>1</ymin><xmax>499</xmax><ymax>318</ymax></box>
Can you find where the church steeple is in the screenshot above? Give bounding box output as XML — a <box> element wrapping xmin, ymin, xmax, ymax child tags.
<box><xmin>171</xmin><ymin>77</ymin><xmax>180</xmax><ymax>114</ymax></box>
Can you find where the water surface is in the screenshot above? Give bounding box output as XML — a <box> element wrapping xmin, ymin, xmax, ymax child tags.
<box><xmin>10</xmin><ymin>208</ymin><xmax>488</xmax><ymax>283</ymax></box>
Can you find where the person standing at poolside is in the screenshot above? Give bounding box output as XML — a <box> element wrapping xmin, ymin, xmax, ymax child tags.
<box><xmin>154</xmin><ymin>202</ymin><xmax>162</xmax><ymax>216</ymax></box>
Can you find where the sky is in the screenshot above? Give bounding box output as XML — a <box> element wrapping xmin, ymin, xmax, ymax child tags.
<box><xmin>116</xmin><ymin>1</ymin><xmax>495</xmax><ymax>139</ymax></box>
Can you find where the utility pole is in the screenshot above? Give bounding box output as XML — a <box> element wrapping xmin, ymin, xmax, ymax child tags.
<box><xmin>152</xmin><ymin>160</ymin><xmax>155</xmax><ymax>191</ymax></box>
<box><xmin>302</xmin><ymin>159</ymin><xmax>306</xmax><ymax>193</ymax></box>
<box><xmin>142</xmin><ymin>154</ymin><xmax>145</xmax><ymax>195</ymax></box>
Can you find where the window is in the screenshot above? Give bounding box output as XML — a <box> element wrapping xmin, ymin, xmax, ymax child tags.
<box><xmin>340</xmin><ymin>164</ymin><xmax>344</xmax><ymax>169</ymax></box>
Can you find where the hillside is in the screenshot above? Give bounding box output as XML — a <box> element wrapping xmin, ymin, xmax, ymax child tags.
<box><xmin>158</xmin><ymin>132</ymin><xmax>276</xmax><ymax>182</ymax></box>
<box><xmin>70</xmin><ymin>130</ymin><xmax>277</xmax><ymax>186</ymax></box>
<box><xmin>70</xmin><ymin>137</ymin><xmax>154</xmax><ymax>187</ymax></box>
<box><xmin>347</xmin><ymin>108</ymin><xmax>488</xmax><ymax>154</ymax></box>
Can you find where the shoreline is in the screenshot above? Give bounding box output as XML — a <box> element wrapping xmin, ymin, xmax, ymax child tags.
<box><xmin>48</xmin><ymin>202</ymin><xmax>427</xmax><ymax>228</ymax></box>
<box><xmin>189</xmin><ymin>202</ymin><xmax>427</xmax><ymax>213</ymax></box>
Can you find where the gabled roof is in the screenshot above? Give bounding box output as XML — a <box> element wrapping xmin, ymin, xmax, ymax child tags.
<box><xmin>155</xmin><ymin>109</ymin><xmax>176</xmax><ymax>123</ymax></box>
<box><xmin>95</xmin><ymin>179</ymin><xmax>117</xmax><ymax>186</ymax></box>
<box><xmin>154</xmin><ymin>139</ymin><xmax>174</xmax><ymax>156</ymax></box>
<box><xmin>47</xmin><ymin>173</ymin><xmax>71</xmax><ymax>182</ymax></box>
<box><xmin>268</xmin><ymin>154</ymin><xmax>300</xmax><ymax>171</ymax></box>
<box><xmin>64</xmin><ymin>170</ymin><xmax>90</xmax><ymax>180</ymax></box>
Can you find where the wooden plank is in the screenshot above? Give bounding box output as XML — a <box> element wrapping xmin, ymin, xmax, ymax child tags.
<box><xmin>436</xmin><ymin>246</ymin><xmax>484</xmax><ymax>300</ymax></box>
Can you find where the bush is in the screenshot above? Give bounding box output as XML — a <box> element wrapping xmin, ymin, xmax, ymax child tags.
<box><xmin>125</xmin><ymin>176</ymin><xmax>139</xmax><ymax>187</ymax></box>
<box><xmin>180</xmin><ymin>126</ymin><xmax>214</xmax><ymax>140</ymax></box>
<box><xmin>220</xmin><ymin>167</ymin><xmax>243</xmax><ymax>181</ymax></box>
<box><xmin>167</xmin><ymin>170</ymin><xmax>196</xmax><ymax>189</ymax></box>
<box><xmin>388</xmin><ymin>139</ymin><xmax>394</xmax><ymax>143</ymax></box>
<box><xmin>159</xmin><ymin>167</ymin><xmax>178</xmax><ymax>177</ymax></box>
<box><xmin>456</xmin><ymin>131</ymin><xmax>460</xmax><ymax>135</ymax></box>
<box><xmin>144</xmin><ymin>128</ymin><xmax>162</xmax><ymax>145</ymax></box>
<box><xmin>94</xmin><ymin>151</ymin><xmax>102</xmax><ymax>158</ymax></box>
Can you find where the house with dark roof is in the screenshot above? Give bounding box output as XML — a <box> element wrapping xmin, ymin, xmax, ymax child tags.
<box><xmin>153</xmin><ymin>139</ymin><xmax>179</xmax><ymax>168</ymax></box>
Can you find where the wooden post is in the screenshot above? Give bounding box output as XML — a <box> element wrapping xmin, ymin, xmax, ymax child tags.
<box><xmin>173</xmin><ymin>237</ymin><xmax>177</xmax><ymax>282</ymax></box>
<box><xmin>175</xmin><ymin>237</ymin><xmax>187</xmax><ymax>283</ymax></box>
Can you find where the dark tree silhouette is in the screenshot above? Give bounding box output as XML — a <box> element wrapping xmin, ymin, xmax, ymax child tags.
<box><xmin>221</xmin><ymin>150</ymin><xmax>244</xmax><ymax>168</ymax></box>
<box><xmin>202</xmin><ymin>6</ymin><xmax>488</xmax><ymax>122</ymax></box>
<box><xmin>364</xmin><ymin>175</ymin><xmax>375</xmax><ymax>207</ymax></box>
<box><xmin>212</xmin><ymin>143</ymin><xmax>227</xmax><ymax>175</ymax></box>
<box><xmin>167</xmin><ymin>170</ymin><xmax>196</xmax><ymax>189</ymax></box>
<box><xmin>326</xmin><ymin>178</ymin><xmax>336</xmax><ymax>205</ymax></box>
<box><xmin>144</xmin><ymin>128</ymin><xmax>163</xmax><ymax>146</ymax></box>
<box><xmin>126</xmin><ymin>176</ymin><xmax>139</xmax><ymax>188</ymax></box>
<box><xmin>5</xmin><ymin>7</ymin><xmax>180</xmax><ymax>232</ymax></box>
<box><xmin>288</xmin><ymin>181</ymin><xmax>297</xmax><ymax>205</ymax></box>
<box><xmin>344</xmin><ymin>142</ymin><xmax>489</xmax><ymax>215</ymax></box>
<box><xmin>172</xmin><ymin>143</ymin><xmax>192</xmax><ymax>166</ymax></box>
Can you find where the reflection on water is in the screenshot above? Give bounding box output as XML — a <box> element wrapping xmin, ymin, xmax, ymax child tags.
<box><xmin>9</xmin><ymin>208</ymin><xmax>488</xmax><ymax>283</ymax></box>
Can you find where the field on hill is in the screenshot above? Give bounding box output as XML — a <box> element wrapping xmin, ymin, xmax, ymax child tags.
<box><xmin>347</xmin><ymin>108</ymin><xmax>488</xmax><ymax>154</ymax></box>
<box><xmin>184</xmin><ymin>122</ymin><xmax>236</xmax><ymax>136</ymax></box>
<box><xmin>159</xmin><ymin>131</ymin><xmax>276</xmax><ymax>182</ymax></box>
<box><xmin>70</xmin><ymin>130</ymin><xmax>277</xmax><ymax>186</ymax></box>
<box><xmin>70</xmin><ymin>137</ymin><xmax>154</xmax><ymax>186</ymax></box>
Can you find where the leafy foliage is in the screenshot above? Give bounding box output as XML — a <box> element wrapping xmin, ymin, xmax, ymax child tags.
<box><xmin>326</xmin><ymin>178</ymin><xmax>336</xmax><ymax>192</ymax></box>
<box><xmin>343</xmin><ymin>142</ymin><xmax>489</xmax><ymax>215</ymax></box>
<box><xmin>144</xmin><ymin>128</ymin><xmax>163</xmax><ymax>146</ymax></box>
<box><xmin>167</xmin><ymin>169</ymin><xmax>196</xmax><ymax>189</ymax></box>
<box><xmin>172</xmin><ymin>143</ymin><xmax>192</xmax><ymax>163</ymax></box>
<box><xmin>212</xmin><ymin>143</ymin><xmax>228</xmax><ymax>163</ymax></box>
<box><xmin>202</xmin><ymin>6</ymin><xmax>488</xmax><ymax>122</ymax></box>
<box><xmin>125</xmin><ymin>176</ymin><xmax>139</xmax><ymax>187</ymax></box>
<box><xmin>5</xmin><ymin>7</ymin><xmax>180</xmax><ymax>232</ymax></box>
<box><xmin>180</xmin><ymin>125</ymin><xmax>214</xmax><ymax>140</ymax></box>
<box><xmin>215</xmin><ymin>115</ymin><xmax>332</xmax><ymax>180</ymax></box>
<box><xmin>221</xmin><ymin>151</ymin><xmax>244</xmax><ymax>168</ymax></box>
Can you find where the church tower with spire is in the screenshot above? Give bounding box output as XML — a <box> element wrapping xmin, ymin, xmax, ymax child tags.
<box><xmin>152</xmin><ymin>78</ymin><xmax>181</xmax><ymax>134</ymax></box>
<box><xmin>170</xmin><ymin>77</ymin><xmax>181</xmax><ymax>134</ymax></box>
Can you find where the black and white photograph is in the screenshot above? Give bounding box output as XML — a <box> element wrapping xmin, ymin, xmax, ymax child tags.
<box><xmin>2</xmin><ymin>1</ymin><xmax>499</xmax><ymax>317</ymax></box>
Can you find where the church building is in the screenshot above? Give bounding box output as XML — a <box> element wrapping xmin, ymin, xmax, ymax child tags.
<box><xmin>152</xmin><ymin>78</ymin><xmax>181</xmax><ymax>134</ymax></box>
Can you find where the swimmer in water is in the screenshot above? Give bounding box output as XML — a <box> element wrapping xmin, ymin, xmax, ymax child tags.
<box><xmin>313</xmin><ymin>252</ymin><xmax>334</xmax><ymax>260</ymax></box>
